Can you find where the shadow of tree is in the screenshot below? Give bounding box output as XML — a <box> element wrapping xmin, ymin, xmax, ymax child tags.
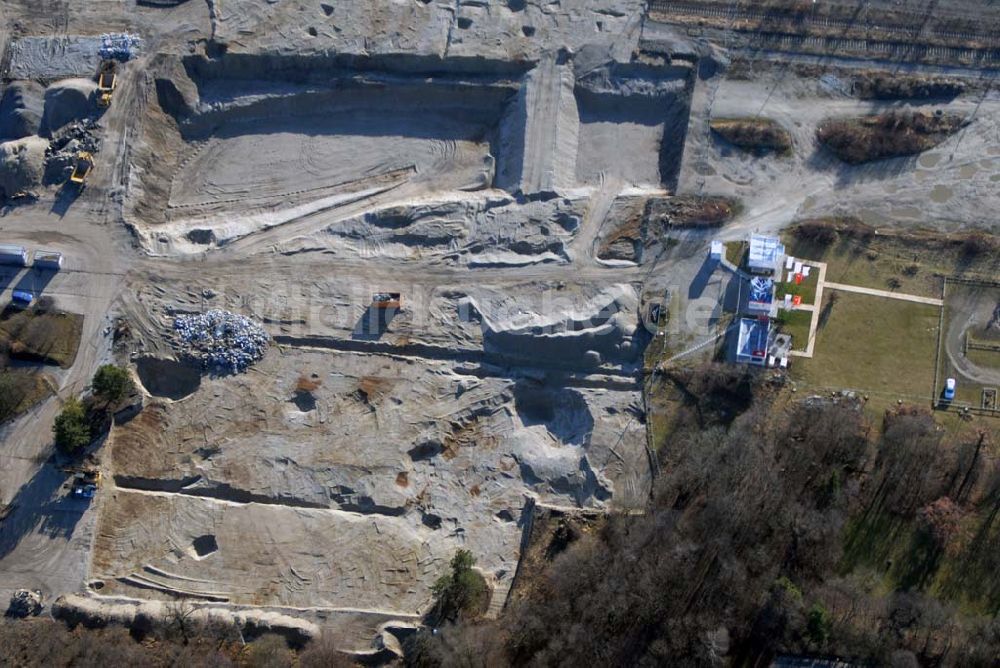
<box><xmin>0</xmin><ymin>464</ymin><xmax>84</xmax><ymax>561</ymax></box>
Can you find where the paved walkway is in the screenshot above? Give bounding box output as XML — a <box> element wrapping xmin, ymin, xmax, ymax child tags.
<box><xmin>788</xmin><ymin>260</ymin><xmax>827</xmax><ymax>359</ymax></box>
<box><xmin>824</xmin><ymin>282</ymin><xmax>944</xmax><ymax>306</ymax></box>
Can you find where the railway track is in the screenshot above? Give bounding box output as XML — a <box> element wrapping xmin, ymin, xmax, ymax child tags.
<box><xmin>648</xmin><ymin>0</ymin><xmax>1000</xmax><ymax>63</ymax></box>
<box><xmin>649</xmin><ymin>0</ymin><xmax>1000</xmax><ymax>46</ymax></box>
<box><xmin>742</xmin><ymin>31</ymin><xmax>1000</xmax><ymax>63</ymax></box>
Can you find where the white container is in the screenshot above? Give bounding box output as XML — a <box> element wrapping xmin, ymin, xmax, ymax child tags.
<box><xmin>0</xmin><ymin>244</ymin><xmax>28</xmax><ymax>267</ymax></box>
<box><xmin>33</xmin><ymin>250</ymin><xmax>63</xmax><ymax>270</ymax></box>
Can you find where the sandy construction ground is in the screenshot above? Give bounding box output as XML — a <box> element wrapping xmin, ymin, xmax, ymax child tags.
<box><xmin>95</xmin><ymin>346</ymin><xmax>646</xmax><ymax>618</ymax></box>
<box><xmin>0</xmin><ymin>0</ymin><xmax>998</xmax><ymax>655</ymax></box>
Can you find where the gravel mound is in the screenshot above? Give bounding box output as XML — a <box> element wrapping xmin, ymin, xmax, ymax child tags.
<box><xmin>173</xmin><ymin>309</ymin><xmax>270</xmax><ymax>373</ymax></box>
<box><xmin>42</xmin><ymin>78</ymin><xmax>98</xmax><ymax>137</ymax></box>
<box><xmin>0</xmin><ymin>81</ymin><xmax>45</xmax><ymax>140</ymax></box>
<box><xmin>0</xmin><ymin>136</ymin><xmax>48</xmax><ymax>197</ymax></box>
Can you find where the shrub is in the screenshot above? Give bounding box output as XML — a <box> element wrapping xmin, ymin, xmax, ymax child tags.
<box><xmin>854</xmin><ymin>75</ymin><xmax>965</xmax><ymax>101</ymax></box>
<box><xmin>53</xmin><ymin>397</ymin><xmax>90</xmax><ymax>453</ymax></box>
<box><xmin>806</xmin><ymin>603</ymin><xmax>832</xmax><ymax>646</ymax></box>
<box><xmin>242</xmin><ymin>634</ymin><xmax>294</xmax><ymax>668</ymax></box>
<box><xmin>429</xmin><ymin>550</ymin><xmax>490</xmax><ymax>625</ymax></box>
<box><xmin>0</xmin><ymin>373</ymin><xmax>20</xmax><ymax>422</ymax></box>
<box><xmin>818</xmin><ymin>112</ymin><xmax>965</xmax><ymax>165</ymax></box>
<box><xmin>92</xmin><ymin>365</ymin><xmax>133</xmax><ymax>406</ymax></box>
<box><xmin>299</xmin><ymin>632</ymin><xmax>354</xmax><ymax>668</ymax></box>
<box><xmin>793</xmin><ymin>220</ymin><xmax>839</xmax><ymax>246</ymax></box>
<box><xmin>645</xmin><ymin>196</ymin><xmax>739</xmax><ymax>230</ymax></box>
<box><xmin>961</xmin><ymin>232</ymin><xmax>998</xmax><ymax>258</ymax></box>
<box><xmin>710</xmin><ymin>118</ymin><xmax>793</xmax><ymax>155</ymax></box>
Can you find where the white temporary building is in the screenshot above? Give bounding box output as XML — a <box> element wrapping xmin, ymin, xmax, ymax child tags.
<box><xmin>748</xmin><ymin>234</ymin><xmax>785</xmax><ymax>275</ymax></box>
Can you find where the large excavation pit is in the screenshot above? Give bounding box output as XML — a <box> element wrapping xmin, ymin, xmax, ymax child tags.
<box><xmin>574</xmin><ymin>65</ymin><xmax>692</xmax><ymax>190</ymax></box>
<box><xmin>155</xmin><ymin>67</ymin><xmax>517</xmax><ymax>216</ymax></box>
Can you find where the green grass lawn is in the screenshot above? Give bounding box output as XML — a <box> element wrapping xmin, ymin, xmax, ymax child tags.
<box><xmin>792</xmin><ymin>292</ymin><xmax>941</xmax><ymax>404</ymax></box>
<box><xmin>0</xmin><ymin>370</ymin><xmax>53</xmax><ymax>424</ymax></box>
<box><xmin>965</xmin><ymin>348</ymin><xmax>1000</xmax><ymax>372</ymax></box>
<box><xmin>783</xmin><ymin>232</ymin><xmax>1000</xmax><ymax>299</ymax></box>
<box><xmin>776</xmin><ymin>266</ymin><xmax>820</xmax><ymax>305</ymax></box>
<box><xmin>0</xmin><ymin>305</ymin><xmax>84</xmax><ymax>368</ymax></box>
<box><xmin>776</xmin><ymin>309</ymin><xmax>812</xmax><ymax>352</ymax></box>
<box><xmin>937</xmin><ymin>286</ymin><xmax>1000</xmax><ymax>409</ymax></box>
<box><xmin>724</xmin><ymin>241</ymin><xmax>747</xmax><ymax>267</ymax></box>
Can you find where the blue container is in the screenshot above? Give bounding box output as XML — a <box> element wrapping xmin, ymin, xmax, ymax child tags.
<box><xmin>11</xmin><ymin>290</ymin><xmax>34</xmax><ymax>305</ymax></box>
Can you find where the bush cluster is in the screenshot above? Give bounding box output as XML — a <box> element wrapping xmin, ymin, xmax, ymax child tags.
<box><xmin>711</xmin><ymin>118</ymin><xmax>793</xmax><ymax>155</ymax></box>
<box><xmin>818</xmin><ymin>112</ymin><xmax>964</xmax><ymax>164</ymax></box>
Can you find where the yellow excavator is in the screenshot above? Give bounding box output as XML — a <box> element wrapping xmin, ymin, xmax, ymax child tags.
<box><xmin>96</xmin><ymin>60</ymin><xmax>117</xmax><ymax>107</ymax></box>
<box><xmin>68</xmin><ymin>152</ymin><xmax>94</xmax><ymax>185</ymax></box>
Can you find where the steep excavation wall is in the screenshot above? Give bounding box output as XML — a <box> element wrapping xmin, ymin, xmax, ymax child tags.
<box><xmin>178</xmin><ymin>51</ymin><xmax>530</xmax><ymax>84</ymax></box>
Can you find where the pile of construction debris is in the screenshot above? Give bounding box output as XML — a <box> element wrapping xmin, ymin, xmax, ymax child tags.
<box><xmin>99</xmin><ymin>33</ymin><xmax>141</xmax><ymax>61</ymax></box>
<box><xmin>173</xmin><ymin>310</ymin><xmax>269</xmax><ymax>373</ymax></box>
<box><xmin>45</xmin><ymin>119</ymin><xmax>102</xmax><ymax>183</ymax></box>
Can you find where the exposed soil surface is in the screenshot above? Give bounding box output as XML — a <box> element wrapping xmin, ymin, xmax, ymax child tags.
<box><xmin>0</xmin><ymin>0</ymin><xmax>997</xmax><ymax>656</ymax></box>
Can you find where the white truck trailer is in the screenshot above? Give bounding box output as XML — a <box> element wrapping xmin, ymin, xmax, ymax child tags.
<box><xmin>0</xmin><ymin>244</ymin><xmax>29</xmax><ymax>267</ymax></box>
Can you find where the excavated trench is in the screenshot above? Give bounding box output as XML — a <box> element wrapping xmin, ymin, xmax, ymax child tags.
<box><xmin>112</xmin><ymin>473</ymin><xmax>410</xmax><ymax>516</ymax></box>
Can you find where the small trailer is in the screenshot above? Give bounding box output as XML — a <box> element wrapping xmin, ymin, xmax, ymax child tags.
<box><xmin>32</xmin><ymin>250</ymin><xmax>64</xmax><ymax>270</ymax></box>
<box><xmin>0</xmin><ymin>244</ymin><xmax>29</xmax><ymax>267</ymax></box>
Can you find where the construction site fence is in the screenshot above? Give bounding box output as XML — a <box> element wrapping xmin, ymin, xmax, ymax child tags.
<box><xmin>944</xmin><ymin>275</ymin><xmax>1000</xmax><ymax>290</ymax></box>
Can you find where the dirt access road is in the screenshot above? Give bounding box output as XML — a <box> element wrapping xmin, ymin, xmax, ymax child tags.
<box><xmin>0</xmin><ymin>200</ymin><xmax>129</xmax><ymax>603</ymax></box>
<box><xmin>0</xmin><ymin>51</ymin><xmax>137</xmax><ymax>601</ymax></box>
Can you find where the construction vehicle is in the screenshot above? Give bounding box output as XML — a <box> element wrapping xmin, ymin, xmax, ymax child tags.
<box><xmin>68</xmin><ymin>152</ymin><xmax>94</xmax><ymax>186</ymax></box>
<box><xmin>96</xmin><ymin>60</ymin><xmax>118</xmax><ymax>107</ymax></box>
<box><xmin>372</xmin><ymin>292</ymin><xmax>402</xmax><ymax>309</ymax></box>
<box><xmin>63</xmin><ymin>468</ymin><xmax>102</xmax><ymax>500</ymax></box>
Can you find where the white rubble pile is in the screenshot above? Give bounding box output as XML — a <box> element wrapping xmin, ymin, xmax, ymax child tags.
<box><xmin>173</xmin><ymin>309</ymin><xmax>269</xmax><ymax>373</ymax></box>
<box><xmin>99</xmin><ymin>33</ymin><xmax>142</xmax><ymax>61</ymax></box>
